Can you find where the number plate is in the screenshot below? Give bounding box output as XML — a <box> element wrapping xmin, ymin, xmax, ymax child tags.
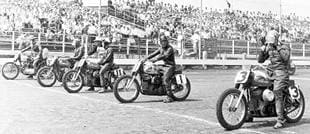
<box><xmin>114</xmin><ymin>68</ymin><xmax>125</xmax><ymax>76</ymax></box>
<box><xmin>175</xmin><ymin>74</ymin><xmax>187</xmax><ymax>84</ymax></box>
<box><xmin>48</xmin><ymin>57</ymin><xmax>57</xmax><ymax>66</ymax></box>
<box><xmin>288</xmin><ymin>86</ymin><xmax>300</xmax><ymax>100</ymax></box>
<box><xmin>234</xmin><ymin>71</ymin><xmax>250</xmax><ymax>84</ymax></box>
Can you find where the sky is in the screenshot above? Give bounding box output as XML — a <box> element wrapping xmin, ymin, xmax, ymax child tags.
<box><xmin>155</xmin><ymin>0</ymin><xmax>310</xmax><ymax>17</ymax></box>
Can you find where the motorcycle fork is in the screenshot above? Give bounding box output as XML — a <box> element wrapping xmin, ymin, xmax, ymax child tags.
<box><xmin>125</xmin><ymin>75</ymin><xmax>137</xmax><ymax>89</ymax></box>
<box><xmin>232</xmin><ymin>84</ymin><xmax>246</xmax><ymax>109</ymax></box>
<box><xmin>72</xmin><ymin>68</ymin><xmax>81</xmax><ymax>81</ymax></box>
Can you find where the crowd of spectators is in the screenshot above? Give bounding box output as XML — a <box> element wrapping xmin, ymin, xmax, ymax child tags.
<box><xmin>0</xmin><ymin>0</ymin><xmax>310</xmax><ymax>44</ymax></box>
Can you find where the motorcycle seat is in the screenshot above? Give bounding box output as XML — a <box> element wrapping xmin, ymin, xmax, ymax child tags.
<box><xmin>174</xmin><ymin>69</ymin><xmax>182</xmax><ymax>74</ymax></box>
<box><xmin>111</xmin><ymin>64</ymin><xmax>119</xmax><ymax>70</ymax></box>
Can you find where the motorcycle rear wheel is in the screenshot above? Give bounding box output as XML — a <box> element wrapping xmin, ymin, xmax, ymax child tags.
<box><xmin>168</xmin><ymin>78</ymin><xmax>191</xmax><ymax>101</ymax></box>
<box><xmin>37</xmin><ymin>66</ymin><xmax>57</xmax><ymax>87</ymax></box>
<box><xmin>2</xmin><ymin>62</ymin><xmax>19</xmax><ymax>80</ymax></box>
<box><xmin>62</xmin><ymin>70</ymin><xmax>83</xmax><ymax>93</ymax></box>
<box><xmin>113</xmin><ymin>75</ymin><xmax>140</xmax><ymax>103</ymax></box>
<box><xmin>285</xmin><ymin>90</ymin><xmax>305</xmax><ymax>123</ymax></box>
<box><xmin>216</xmin><ymin>88</ymin><xmax>248</xmax><ymax>130</ymax></box>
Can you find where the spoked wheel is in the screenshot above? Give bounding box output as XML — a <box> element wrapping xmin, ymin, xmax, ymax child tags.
<box><xmin>1</xmin><ymin>62</ymin><xmax>19</xmax><ymax>80</ymax></box>
<box><xmin>37</xmin><ymin>67</ymin><xmax>57</xmax><ymax>87</ymax></box>
<box><xmin>169</xmin><ymin>78</ymin><xmax>191</xmax><ymax>101</ymax></box>
<box><xmin>284</xmin><ymin>90</ymin><xmax>305</xmax><ymax>123</ymax></box>
<box><xmin>216</xmin><ymin>88</ymin><xmax>248</xmax><ymax>130</ymax></box>
<box><xmin>113</xmin><ymin>75</ymin><xmax>140</xmax><ymax>103</ymax></box>
<box><xmin>62</xmin><ymin>70</ymin><xmax>83</xmax><ymax>93</ymax></box>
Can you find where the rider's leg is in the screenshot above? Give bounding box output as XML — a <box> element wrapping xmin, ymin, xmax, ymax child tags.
<box><xmin>98</xmin><ymin>64</ymin><xmax>112</xmax><ymax>93</ymax></box>
<box><xmin>163</xmin><ymin>66</ymin><xmax>176</xmax><ymax>103</ymax></box>
<box><xmin>273</xmin><ymin>70</ymin><xmax>289</xmax><ymax>129</ymax></box>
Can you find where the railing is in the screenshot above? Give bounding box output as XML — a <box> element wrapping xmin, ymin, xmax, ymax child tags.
<box><xmin>1</xmin><ymin>31</ymin><xmax>310</xmax><ymax>61</ymax></box>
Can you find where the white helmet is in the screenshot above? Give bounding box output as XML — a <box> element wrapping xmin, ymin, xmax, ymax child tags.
<box><xmin>42</xmin><ymin>48</ymin><xmax>49</xmax><ymax>59</ymax></box>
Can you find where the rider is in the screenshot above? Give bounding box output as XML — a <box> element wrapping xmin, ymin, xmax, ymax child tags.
<box><xmin>258</xmin><ymin>25</ymin><xmax>290</xmax><ymax>129</ymax></box>
<box><xmin>87</xmin><ymin>37</ymin><xmax>114</xmax><ymax>93</ymax></box>
<box><xmin>20</xmin><ymin>35</ymin><xmax>43</xmax><ymax>78</ymax></box>
<box><xmin>144</xmin><ymin>35</ymin><xmax>176</xmax><ymax>103</ymax></box>
<box><xmin>68</xmin><ymin>38</ymin><xmax>84</xmax><ymax>67</ymax></box>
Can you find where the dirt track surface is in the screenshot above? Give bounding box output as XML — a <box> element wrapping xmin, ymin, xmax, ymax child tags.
<box><xmin>1</xmin><ymin>69</ymin><xmax>310</xmax><ymax>134</ymax></box>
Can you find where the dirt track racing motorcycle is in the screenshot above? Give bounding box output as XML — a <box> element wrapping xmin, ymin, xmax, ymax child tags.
<box><xmin>1</xmin><ymin>50</ymin><xmax>48</xmax><ymax>80</ymax></box>
<box><xmin>113</xmin><ymin>60</ymin><xmax>191</xmax><ymax>103</ymax></box>
<box><xmin>216</xmin><ymin>65</ymin><xmax>305</xmax><ymax>130</ymax></box>
<box><xmin>62</xmin><ymin>57</ymin><xmax>125</xmax><ymax>93</ymax></box>
<box><xmin>36</xmin><ymin>56</ymin><xmax>74</xmax><ymax>87</ymax></box>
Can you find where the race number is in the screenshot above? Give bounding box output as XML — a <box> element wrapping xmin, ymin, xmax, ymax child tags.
<box><xmin>114</xmin><ymin>68</ymin><xmax>125</xmax><ymax>76</ymax></box>
<box><xmin>175</xmin><ymin>74</ymin><xmax>187</xmax><ymax>84</ymax></box>
<box><xmin>234</xmin><ymin>71</ymin><xmax>250</xmax><ymax>84</ymax></box>
<box><xmin>288</xmin><ymin>86</ymin><xmax>300</xmax><ymax>100</ymax></box>
<box><xmin>48</xmin><ymin>57</ymin><xmax>57</xmax><ymax>66</ymax></box>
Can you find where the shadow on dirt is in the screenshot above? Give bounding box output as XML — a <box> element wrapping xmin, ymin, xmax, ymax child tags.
<box><xmin>133</xmin><ymin>98</ymin><xmax>203</xmax><ymax>104</ymax></box>
<box><xmin>243</xmin><ymin>118</ymin><xmax>310</xmax><ymax>129</ymax></box>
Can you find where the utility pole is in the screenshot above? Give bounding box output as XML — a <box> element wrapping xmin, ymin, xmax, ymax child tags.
<box><xmin>279</xmin><ymin>0</ymin><xmax>282</xmax><ymax>36</ymax></box>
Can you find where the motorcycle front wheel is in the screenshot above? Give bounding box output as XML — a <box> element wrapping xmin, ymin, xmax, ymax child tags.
<box><xmin>216</xmin><ymin>88</ymin><xmax>248</xmax><ymax>130</ymax></box>
<box><xmin>113</xmin><ymin>75</ymin><xmax>140</xmax><ymax>103</ymax></box>
<box><xmin>1</xmin><ymin>62</ymin><xmax>19</xmax><ymax>80</ymax></box>
<box><xmin>168</xmin><ymin>78</ymin><xmax>191</xmax><ymax>101</ymax></box>
<box><xmin>37</xmin><ymin>66</ymin><xmax>57</xmax><ymax>87</ymax></box>
<box><xmin>62</xmin><ymin>70</ymin><xmax>83</xmax><ymax>93</ymax></box>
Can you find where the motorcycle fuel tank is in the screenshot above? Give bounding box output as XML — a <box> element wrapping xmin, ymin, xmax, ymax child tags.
<box><xmin>251</xmin><ymin>70</ymin><xmax>272</xmax><ymax>87</ymax></box>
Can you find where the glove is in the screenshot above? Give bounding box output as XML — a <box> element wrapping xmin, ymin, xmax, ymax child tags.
<box><xmin>260</xmin><ymin>45</ymin><xmax>266</xmax><ymax>52</ymax></box>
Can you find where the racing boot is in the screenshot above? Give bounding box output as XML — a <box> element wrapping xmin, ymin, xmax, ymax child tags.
<box><xmin>273</xmin><ymin>119</ymin><xmax>286</xmax><ymax>129</ymax></box>
<box><xmin>98</xmin><ymin>87</ymin><xmax>107</xmax><ymax>93</ymax></box>
<box><xmin>27</xmin><ymin>75</ymin><xmax>34</xmax><ymax>79</ymax></box>
<box><xmin>163</xmin><ymin>85</ymin><xmax>174</xmax><ymax>103</ymax></box>
<box><xmin>87</xmin><ymin>86</ymin><xmax>95</xmax><ymax>92</ymax></box>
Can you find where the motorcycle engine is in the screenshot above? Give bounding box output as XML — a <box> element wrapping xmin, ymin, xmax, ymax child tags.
<box><xmin>249</xmin><ymin>87</ymin><xmax>276</xmax><ymax>117</ymax></box>
<box><xmin>141</xmin><ymin>74</ymin><xmax>165</xmax><ymax>95</ymax></box>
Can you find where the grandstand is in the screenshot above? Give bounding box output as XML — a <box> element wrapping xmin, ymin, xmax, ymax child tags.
<box><xmin>1</xmin><ymin>0</ymin><xmax>310</xmax><ymax>65</ymax></box>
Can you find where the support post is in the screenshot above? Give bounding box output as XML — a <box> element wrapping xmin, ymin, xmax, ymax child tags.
<box><xmin>232</xmin><ymin>40</ymin><xmax>235</xmax><ymax>55</ymax></box>
<box><xmin>247</xmin><ymin>41</ymin><xmax>250</xmax><ymax>55</ymax></box>
<box><xmin>11</xmin><ymin>31</ymin><xmax>15</xmax><ymax>51</ymax></box>
<box><xmin>62</xmin><ymin>33</ymin><xmax>65</xmax><ymax>54</ymax></box>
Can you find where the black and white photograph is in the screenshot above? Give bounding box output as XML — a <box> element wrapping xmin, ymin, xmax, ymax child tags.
<box><xmin>0</xmin><ymin>0</ymin><xmax>309</xmax><ymax>133</ymax></box>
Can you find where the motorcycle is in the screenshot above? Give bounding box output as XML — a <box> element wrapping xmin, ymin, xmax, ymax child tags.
<box><xmin>113</xmin><ymin>60</ymin><xmax>191</xmax><ymax>103</ymax></box>
<box><xmin>1</xmin><ymin>49</ymin><xmax>48</xmax><ymax>80</ymax></box>
<box><xmin>216</xmin><ymin>65</ymin><xmax>305</xmax><ymax>130</ymax></box>
<box><xmin>62</xmin><ymin>57</ymin><xmax>125</xmax><ymax>93</ymax></box>
<box><xmin>36</xmin><ymin>56</ymin><xmax>74</xmax><ymax>87</ymax></box>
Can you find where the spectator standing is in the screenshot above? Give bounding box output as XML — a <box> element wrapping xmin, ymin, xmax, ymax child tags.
<box><xmin>127</xmin><ymin>34</ymin><xmax>135</xmax><ymax>58</ymax></box>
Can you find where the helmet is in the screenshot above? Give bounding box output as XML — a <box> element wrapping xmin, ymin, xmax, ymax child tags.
<box><xmin>160</xmin><ymin>35</ymin><xmax>168</xmax><ymax>42</ymax></box>
<box><xmin>42</xmin><ymin>48</ymin><xmax>49</xmax><ymax>59</ymax></box>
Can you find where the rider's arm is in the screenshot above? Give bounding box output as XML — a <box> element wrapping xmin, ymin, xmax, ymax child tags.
<box><xmin>258</xmin><ymin>49</ymin><xmax>269</xmax><ymax>63</ymax></box>
<box><xmin>146</xmin><ymin>48</ymin><xmax>160</xmax><ymax>60</ymax></box>
<box><xmin>87</xmin><ymin>45</ymin><xmax>97</xmax><ymax>56</ymax></box>
<box><xmin>21</xmin><ymin>46</ymin><xmax>31</xmax><ymax>53</ymax></box>
<box><xmin>71</xmin><ymin>47</ymin><xmax>84</xmax><ymax>60</ymax></box>
<box><xmin>98</xmin><ymin>48</ymin><xmax>113</xmax><ymax>65</ymax></box>
<box><xmin>153</xmin><ymin>47</ymin><xmax>173</xmax><ymax>62</ymax></box>
<box><xmin>278</xmin><ymin>46</ymin><xmax>290</xmax><ymax>63</ymax></box>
